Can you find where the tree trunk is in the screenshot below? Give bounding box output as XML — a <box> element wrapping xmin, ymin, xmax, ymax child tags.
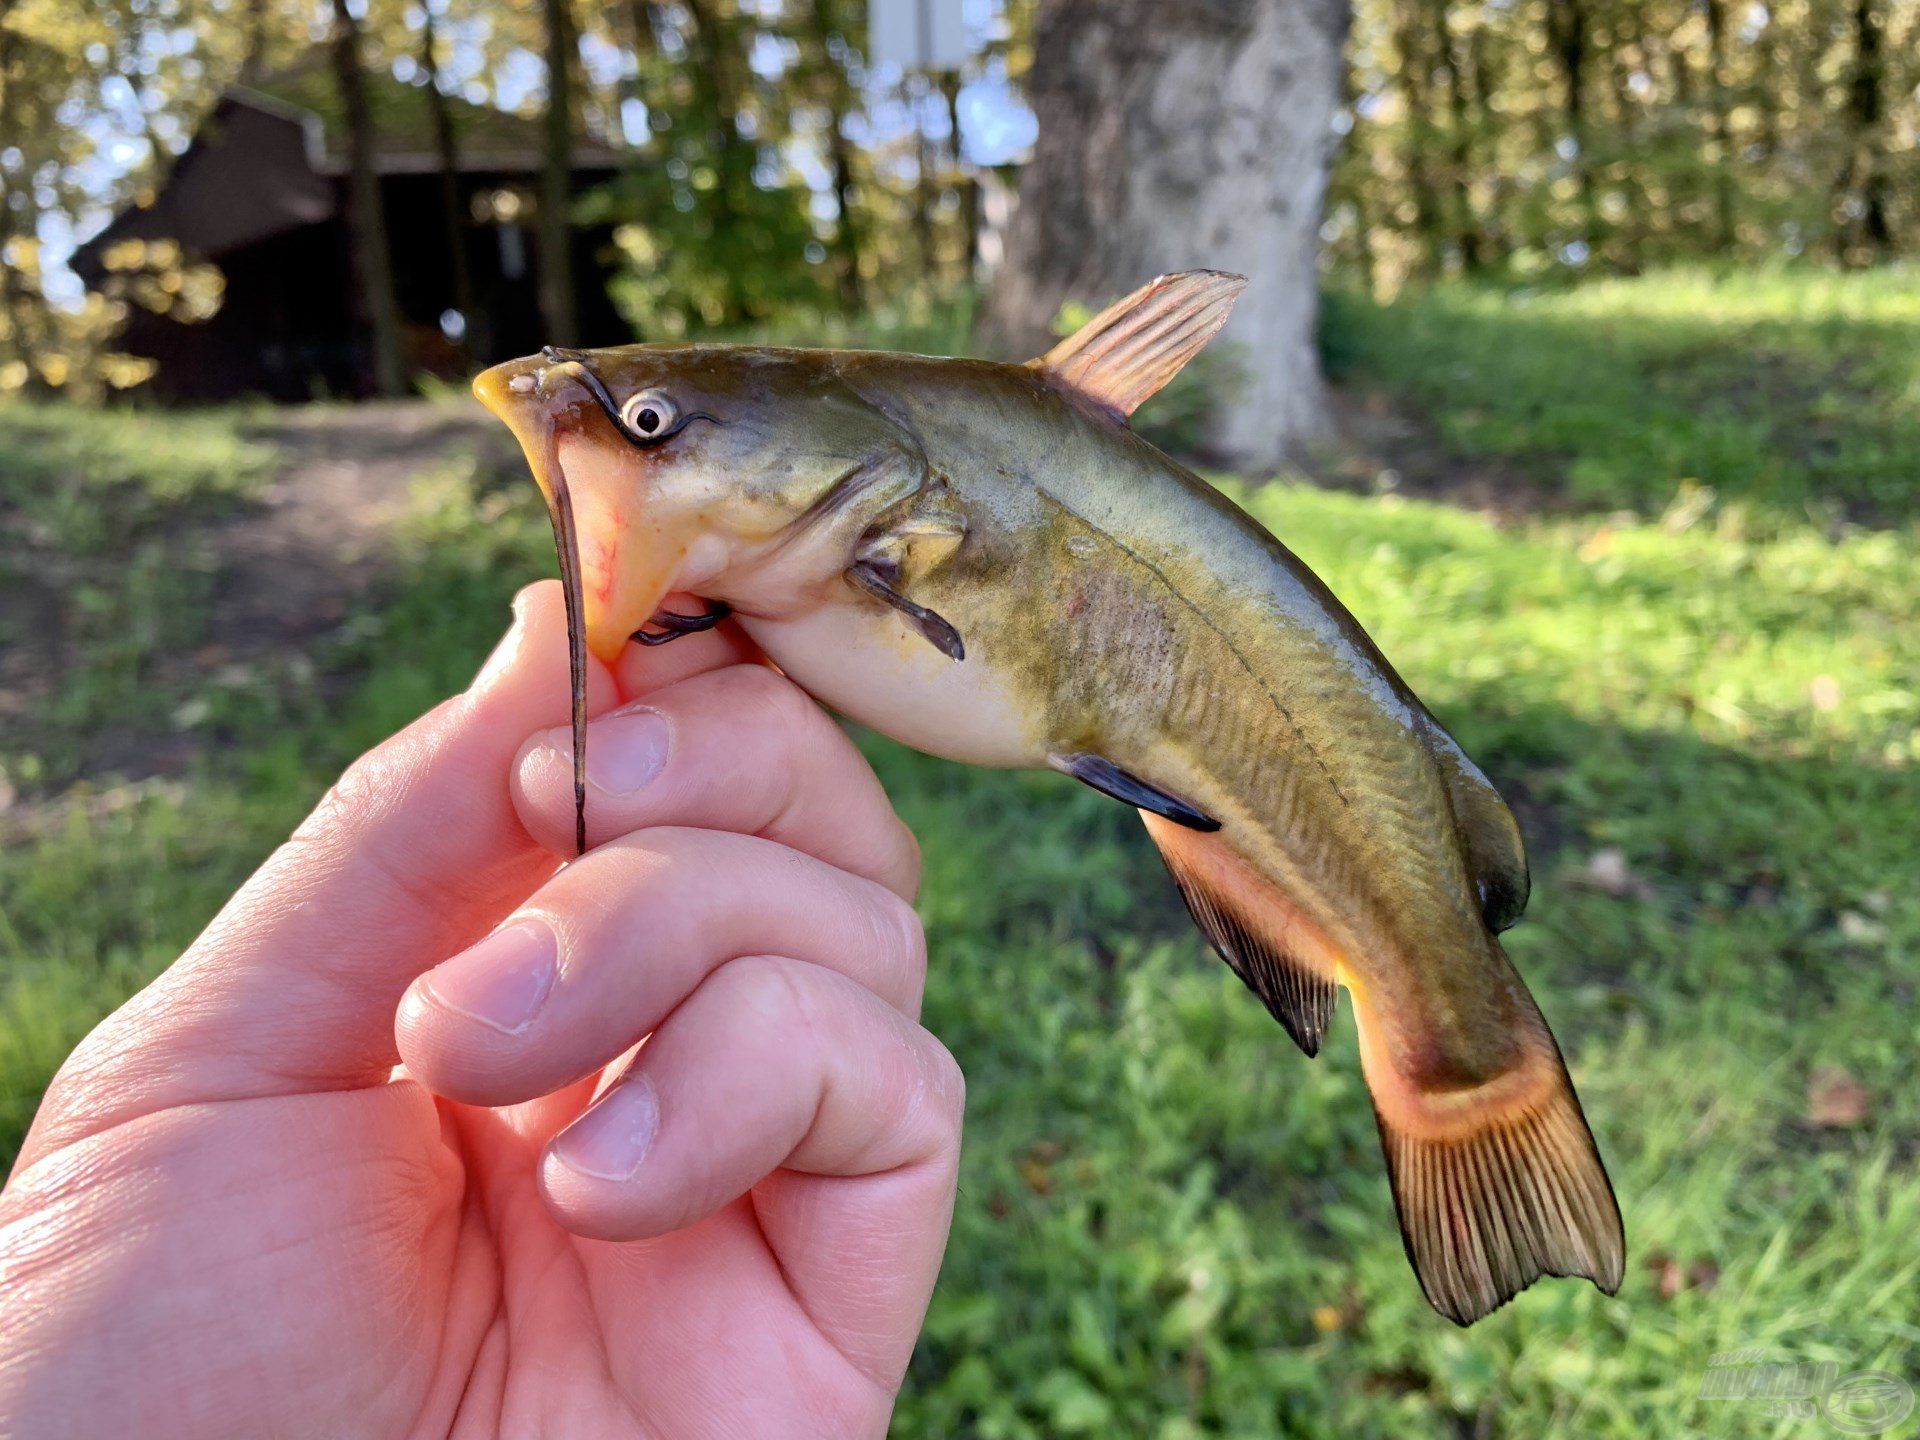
<box><xmin>329</xmin><ymin>0</ymin><xmax>406</xmax><ymax>397</ymax></box>
<box><xmin>909</xmin><ymin>77</ymin><xmax>938</xmax><ymax>281</ymax></box>
<box><xmin>1437</xmin><ymin>4</ymin><xmax>1481</xmax><ymax>271</ymax></box>
<box><xmin>420</xmin><ymin>4</ymin><xmax>478</xmax><ymax>362</ymax></box>
<box><xmin>1392</xmin><ymin>0</ymin><xmax>1444</xmax><ymax>273</ymax></box>
<box><xmin>1703</xmin><ymin>0</ymin><xmax>1735</xmax><ymax>249</ymax></box>
<box><xmin>681</xmin><ymin>0</ymin><xmax>751</xmax><ymax>322</ymax></box>
<box><xmin>981</xmin><ymin>0</ymin><xmax>1350</xmax><ymax>466</ymax></box>
<box><xmin>1602</xmin><ymin>3</ymin><xmax>1644</xmax><ymax>265</ymax></box>
<box><xmin>1465</xmin><ymin>16</ymin><xmax>1507</xmax><ymax>264</ymax></box>
<box><xmin>241</xmin><ymin>0</ymin><xmax>270</xmax><ymax>81</ymax></box>
<box><xmin>1662</xmin><ymin>9</ymin><xmax>1694</xmax><ymax>244</ymax></box>
<box><xmin>0</xmin><ymin>25</ymin><xmax>36</xmax><ymax>384</ymax></box>
<box><xmin>539</xmin><ymin>0</ymin><xmax>580</xmax><ymax>346</ymax></box>
<box><xmin>1754</xmin><ymin>12</ymin><xmax>1780</xmax><ymax>161</ymax></box>
<box><xmin>941</xmin><ymin>69</ymin><xmax>979</xmax><ymax>284</ymax></box>
<box><xmin>1841</xmin><ymin>0</ymin><xmax>1892</xmax><ymax>261</ymax></box>
<box><xmin>805</xmin><ymin>0</ymin><xmax>864</xmax><ymax>309</ymax></box>
<box><xmin>1546</xmin><ymin>0</ymin><xmax>1599</xmax><ymax>243</ymax></box>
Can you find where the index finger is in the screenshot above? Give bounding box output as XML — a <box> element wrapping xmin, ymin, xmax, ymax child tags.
<box><xmin>513</xmin><ymin>662</ymin><xmax>921</xmax><ymax>901</ymax></box>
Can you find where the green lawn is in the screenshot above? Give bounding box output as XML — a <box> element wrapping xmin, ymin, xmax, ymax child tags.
<box><xmin>5</xmin><ymin>269</ymin><xmax>1918</xmax><ymax>1436</ymax></box>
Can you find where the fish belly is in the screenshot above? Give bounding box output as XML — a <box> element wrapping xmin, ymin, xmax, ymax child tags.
<box><xmin>739</xmin><ymin>600</ymin><xmax>1048</xmax><ymax>769</ymax></box>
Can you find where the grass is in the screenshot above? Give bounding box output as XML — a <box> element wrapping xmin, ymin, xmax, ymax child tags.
<box><xmin>1323</xmin><ymin>265</ymin><xmax>1920</xmax><ymax>525</ymax></box>
<box><xmin>4</xmin><ymin>266</ymin><xmax>1919</xmax><ymax>1435</ymax></box>
<box><xmin>0</xmin><ymin>402</ymin><xmax>282</xmax><ymax>780</ymax></box>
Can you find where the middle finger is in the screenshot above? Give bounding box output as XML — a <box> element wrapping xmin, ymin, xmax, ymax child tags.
<box><xmin>394</xmin><ymin>825</ymin><xmax>927</xmax><ymax>1106</ymax></box>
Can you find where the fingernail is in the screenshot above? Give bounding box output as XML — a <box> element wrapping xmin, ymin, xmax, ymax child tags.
<box><xmin>542</xmin><ymin>708</ymin><xmax>669</xmax><ymax>795</ymax></box>
<box><xmin>551</xmin><ymin>1077</ymin><xmax>659</xmax><ymax>1180</ymax></box>
<box><xmin>424</xmin><ymin>920</ymin><xmax>557</xmax><ymax>1035</ymax></box>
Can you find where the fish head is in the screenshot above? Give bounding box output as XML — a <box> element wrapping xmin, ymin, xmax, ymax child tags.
<box><xmin>474</xmin><ymin>343</ymin><xmax>916</xmax><ymax>662</ymax></box>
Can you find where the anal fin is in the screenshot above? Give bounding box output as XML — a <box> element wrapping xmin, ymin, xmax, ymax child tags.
<box><xmin>1139</xmin><ymin>811</ymin><xmax>1339</xmax><ymax>1057</ymax></box>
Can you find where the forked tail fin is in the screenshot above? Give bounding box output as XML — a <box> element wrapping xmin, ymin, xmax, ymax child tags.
<box><xmin>1358</xmin><ymin>995</ymin><xmax>1625</xmax><ymax>1326</ymax></box>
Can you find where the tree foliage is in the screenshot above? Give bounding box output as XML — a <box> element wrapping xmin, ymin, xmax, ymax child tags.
<box><xmin>1329</xmin><ymin>0</ymin><xmax>1919</xmax><ymax>289</ymax></box>
<box><xmin>3</xmin><ymin>0</ymin><xmax>1915</xmax><ymax>397</ymax></box>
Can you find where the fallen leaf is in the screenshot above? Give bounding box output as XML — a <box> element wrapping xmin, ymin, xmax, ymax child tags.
<box><xmin>1647</xmin><ymin>1252</ymin><xmax>1684</xmax><ymax>1301</ymax></box>
<box><xmin>1838</xmin><ymin>910</ymin><xmax>1887</xmax><ymax>943</ymax></box>
<box><xmin>1585</xmin><ymin>847</ymin><xmax>1654</xmax><ymax>900</ymax></box>
<box><xmin>1806</xmin><ymin>1066</ymin><xmax>1872</xmax><ymax>1129</ymax></box>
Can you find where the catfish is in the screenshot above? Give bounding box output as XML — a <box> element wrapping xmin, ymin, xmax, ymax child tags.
<box><xmin>473</xmin><ymin>272</ymin><xmax>1625</xmax><ymax>1325</ymax></box>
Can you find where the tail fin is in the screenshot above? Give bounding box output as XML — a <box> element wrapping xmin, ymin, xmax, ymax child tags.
<box><xmin>1360</xmin><ymin>1000</ymin><xmax>1625</xmax><ymax>1325</ymax></box>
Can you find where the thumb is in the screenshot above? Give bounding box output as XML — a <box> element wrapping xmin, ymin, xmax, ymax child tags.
<box><xmin>19</xmin><ymin>582</ymin><xmax>617</xmax><ymax>1167</ymax></box>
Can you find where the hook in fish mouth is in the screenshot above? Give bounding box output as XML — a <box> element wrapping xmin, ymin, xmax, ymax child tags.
<box><xmin>538</xmin><ymin>347</ymin><xmax>627</xmax><ymax>435</ymax></box>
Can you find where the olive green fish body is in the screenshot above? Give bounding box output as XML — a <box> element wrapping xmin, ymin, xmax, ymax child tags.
<box><xmin>746</xmin><ymin>356</ymin><xmax>1534</xmax><ymax>1090</ymax></box>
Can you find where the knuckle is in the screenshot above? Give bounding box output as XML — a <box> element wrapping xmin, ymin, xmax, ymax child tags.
<box><xmin>294</xmin><ymin>703</ymin><xmax>453</xmax><ymax>846</ymax></box>
<box><xmin>871</xmin><ymin>885</ymin><xmax>928</xmax><ymax>990</ymax></box>
<box><xmin>919</xmin><ymin>1034</ymin><xmax>967</xmax><ymax>1138</ymax></box>
<box><xmin>712</xmin><ymin>952</ymin><xmax>813</xmax><ymax>1032</ymax></box>
<box><xmin>716</xmin><ymin>662</ymin><xmax>818</xmax><ymax>736</ymax></box>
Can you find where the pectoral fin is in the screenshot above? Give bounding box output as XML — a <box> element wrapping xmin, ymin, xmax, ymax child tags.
<box><xmin>1423</xmin><ymin>726</ymin><xmax>1531</xmax><ymax>932</ymax></box>
<box><xmin>845</xmin><ymin>559</ymin><xmax>965</xmax><ymax>662</ymax></box>
<box><xmin>1051</xmin><ymin>753</ymin><xmax>1219</xmax><ymax>831</ymax></box>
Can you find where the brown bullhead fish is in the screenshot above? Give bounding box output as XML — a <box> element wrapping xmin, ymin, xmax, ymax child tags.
<box><xmin>474</xmin><ymin>271</ymin><xmax>1624</xmax><ymax>1325</ymax></box>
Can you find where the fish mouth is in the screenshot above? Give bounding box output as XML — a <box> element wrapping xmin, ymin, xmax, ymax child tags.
<box><xmin>476</xmin><ymin>354</ymin><xmax>695</xmax><ymax>854</ymax></box>
<box><xmin>476</xmin><ymin>357</ymin><xmax>696</xmax><ymax>661</ymax></box>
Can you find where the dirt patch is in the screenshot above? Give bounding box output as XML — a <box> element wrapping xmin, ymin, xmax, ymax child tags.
<box><xmin>212</xmin><ymin>403</ymin><xmax>514</xmax><ymax>653</ymax></box>
<box><xmin>0</xmin><ymin>401</ymin><xmax>516</xmax><ymax>809</ymax></box>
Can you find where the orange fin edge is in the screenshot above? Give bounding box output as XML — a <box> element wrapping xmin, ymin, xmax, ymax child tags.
<box><xmin>1141</xmin><ymin>812</ymin><xmax>1340</xmax><ymax>1057</ymax></box>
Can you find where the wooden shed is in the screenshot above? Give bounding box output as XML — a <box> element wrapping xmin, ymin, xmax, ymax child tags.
<box><xmin>74</xmin><ymin>62</ymin><xmax>629</xmax><ymax>402</ymax></box>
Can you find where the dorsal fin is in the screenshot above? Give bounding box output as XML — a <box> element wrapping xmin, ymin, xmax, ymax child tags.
<box><xmin>1031</xmin><ymin>270</ymin><xmax>1247</xmax><ymax>419</ymax></box>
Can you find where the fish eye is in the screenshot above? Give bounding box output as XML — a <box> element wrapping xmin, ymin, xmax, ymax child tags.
<box><xmin>619</xmin><ymin>389</ymin><xmax>679</xmax><ymax>442</ymax></box>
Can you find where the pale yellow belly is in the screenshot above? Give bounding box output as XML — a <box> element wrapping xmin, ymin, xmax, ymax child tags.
<box><xmin>740</xmin><ymin>601</ymin><xmax>1048</xmax><ymax>769</ymax></box>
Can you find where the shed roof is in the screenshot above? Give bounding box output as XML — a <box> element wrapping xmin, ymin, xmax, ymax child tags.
<box><xmin>241</xmin><ymin>59</ymin><xmax>623</xmax><ymax>174</ymax></box>
<box><xmin>74</xmin><ymin>61</ymin><xmax>623</xmax><ymax>279</ymax></box>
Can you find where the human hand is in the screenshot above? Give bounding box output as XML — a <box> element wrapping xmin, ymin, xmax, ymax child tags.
<box><xmin>0</xmin><ymin>582</ymin><xmax>961</xmax><ymax>1439</ymax></box>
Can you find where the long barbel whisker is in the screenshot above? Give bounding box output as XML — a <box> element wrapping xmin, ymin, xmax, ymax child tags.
<box><xmin>536</xmin><ymin>423</ymin><xmax>589</xmax><ymax>857</ymax></box>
